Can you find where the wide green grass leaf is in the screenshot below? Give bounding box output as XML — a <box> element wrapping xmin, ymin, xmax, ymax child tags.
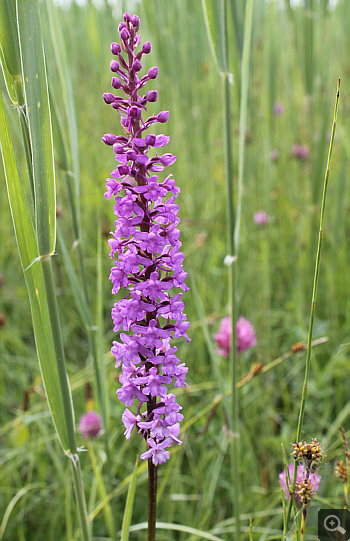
<box><xmin>17</xmin><ymin>0</ymin><xmax>56</xmax><ymax>256</ymax></box>
<box><xmin>0</xmin><ymin>92</ymin><xmax>69</xmax><ymax>450</ymax></box>
<box><xmin>201</xmin><ymin>0</ymin><xmax>226</xmax><ymax>73</ymax></box>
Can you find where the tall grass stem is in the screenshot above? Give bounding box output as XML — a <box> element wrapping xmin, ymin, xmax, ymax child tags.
<box><xmin>284</xmin><ymin>78</ymin><xmax>341</xmax><ymax>535</ymax></box>
<box><xmin>220</xmin><ymin>0</ymin><xmax>240</xmax><ymax>534</ymax></box>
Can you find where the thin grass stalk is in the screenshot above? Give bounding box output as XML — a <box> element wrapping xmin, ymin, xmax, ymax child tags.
<box><xmin>86</xmin><ymin>440</ymin><xmax>116</xmax><ymax>541</ymax></box>
<box><xmin>284</xmin><ymin>78</ymin><xmax>340</xmax><ymax>535</ymax></box>
<box><xmin>96</xmin><ymin>216</ymin><xmax>111</xmax><ymax>473</ymax></box>
<box><xmin>121</xmin><ymin>457</ymin><xmax>138</xmax><ymax>541</ymax></box>
<box><xmin>220</xmin><ymin>0</ymin><xmax>240</xmax><ymax>533</ymax></box>
<box><xmin>229</xmin><ymin>0</ymin><xmax>253</xmax><ymax>535</ymax></box>
<box><xmin>234</xmin><ymin>0</ymin><xmax>253</xmax><ymax>256</ymax></box>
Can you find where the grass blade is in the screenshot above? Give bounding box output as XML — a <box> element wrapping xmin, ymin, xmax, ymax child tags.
<box><xmin>201</xmin><ymin>0</ymin><xmax>226</xmax><ymax>73</ymax></box>
<box><xmin>0</xmin><ymin>91</ymin><xmax>69</xmax><ymax>450</ymax></box>
<box><xmin>0</xmin><ymin>45</ymin><xmax>17</xmax><ymax>105</ymax></box>
<box><xmin>121</xmin><ymin>457</ymin><xmax>139</xmax><ymax>541</ymax></box>
<box><xmin>16</xmin><ymin>0</ymin><xmax>56</xmax><ymax>255</ymax></box>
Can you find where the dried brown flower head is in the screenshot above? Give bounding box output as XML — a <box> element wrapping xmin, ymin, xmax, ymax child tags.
<box><xmin>292</xmin><ymin>439</ymin><xmax>323</xmax><ymax>472</ymax></box>
<box><xmin>296</xmin><ymin>479</ymin><xmax>314</xmax><ymax>505</ymax></box>
<box><xmin>335</xmin><ymin>460</ymin><xmax>347</xmax><ymax>484</ymax></box>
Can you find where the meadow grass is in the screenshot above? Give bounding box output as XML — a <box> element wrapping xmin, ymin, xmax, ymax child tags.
<box><xmin>0</xmin><ymin>0</ymin><xmax>350</xmax><ymax>540</ymax></box>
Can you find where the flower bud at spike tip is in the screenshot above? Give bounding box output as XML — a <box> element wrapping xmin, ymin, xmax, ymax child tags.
<box><xmin>102</xmin><ymin>133</ymin><xmax>118</xmax><ymax>146</ymax></box>
<box><xmin>112</xmin><ymin>77</ymin><xmax>122</xmax><ymax>90</ymax></box>
<box><xmin>148</xmin><ymin>66</ymin><xmax>158</xmax><ymax>79</ymax></box>
<box><xmin>120</xmin><ymin>28</ymin><xmax>130</xmax><ymax>41</ymax></box>
<box><xmin>111</xmin><ymin>42</ymin><xmax>121</xmax><ymax>54</ymax></box>
<box><xmin>102</xmin><ymin>12</ymin><xmax>189</xmax><ymax>464</ymax></box>
<box><xmin>110</xmin><ymin>60</ymin><xmax>119</xmax><ymax>72</ymax></box>
<box><xmin>146</xmin><ymin>90</ymin><xmax>158</xmax><ymax>102</ymax></box>
<box><xmin>157</xmin><ymin>111</ymin><xmax>170</xmax><ymax>123</ymax></box>
<box><xmin>142</xmin><ymin>41</ymin><xmax>151</xmax><ymax>54</ymax></box>
<box><xmin>132</xmin><ymin>59</ymin><xmax>142</xmax><ymax>72</ymax></box>
<box><xmin>131</xmin><ymin>15</ymin><xmax>140</xmax><ymax>28</ymax></box>
<box><xmin>103</xmin><ymin>92</ymin><xmax>116</xmax><ymax>104</ymax></box>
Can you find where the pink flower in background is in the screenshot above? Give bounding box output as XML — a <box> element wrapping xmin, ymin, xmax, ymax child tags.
<box><xmin>213</xmin><ymin>316</ymin><xmax>231</xmax><ymax>357</ymax></box>
<box><xmin>279</xmin><ymin>464</ymin><xmax>321</xmax><ymax>506</ymax></box>
<box><xmin>236</xmin><ymin>316</ymin><xmax>257</xmax><ymax>354</ymax></box>
<box><xmin>270</xmin><ymin>149</ymin><xmax>279</xmax><ymax>162</ymax></box>
<box><xmin>274</xmin><ymin>102</ymin><xmax>284</xmax><ymax>115</ymax></box>
<box><xmin>78</xmin><ymin>411</ymin><xmax>102</xmax><ymax>440</ymax></box>
<box><xmin>254</xmin><ymin>210</ymin><xmax>268</xmax><ymax>226</ymax></box>
<box><xmin>214</xmin><ymin>316</ymin><xmax>257</xmax><ymax>356</ymax></box>
<box><xmin>292</xmin><ymin>144</ymin><xmax>309</xmax><ymax>161</ymax></box>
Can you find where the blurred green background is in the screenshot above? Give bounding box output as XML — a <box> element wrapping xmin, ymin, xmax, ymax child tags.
<box><xmin>1</xmin><ymin>0</ymin><xmax>350</xmax><ymax>539</ymax></box>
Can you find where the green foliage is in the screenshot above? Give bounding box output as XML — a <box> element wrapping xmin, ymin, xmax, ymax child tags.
<box><xmin>1</xmin><ymin>0</ymin><xmax>350</xmax><ymax>540</ymax></box>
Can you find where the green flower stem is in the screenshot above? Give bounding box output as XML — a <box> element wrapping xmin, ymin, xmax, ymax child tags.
<box><xmin>283</xmin><ymin>78</ymin><xmax>340</xmax><ymax>537</ymax></box>
<box><xmin>42</xmin><ymin>257</ymin><xmax>91</xmax><ymax>541</ymax></box>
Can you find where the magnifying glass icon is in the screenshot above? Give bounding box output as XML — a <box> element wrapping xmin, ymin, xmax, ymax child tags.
<box><xmin>324</xmin><ymin>514</ymin><xmax>346</xmax><ymax>535</ymax></box>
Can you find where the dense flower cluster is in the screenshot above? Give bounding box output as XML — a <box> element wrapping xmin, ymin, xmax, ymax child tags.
<box><xmin>102</xmin><ymin>12</ymin><xmax>189</xmax><ymax>465</ymax></box>
<box><xmin>213</xmin><ymin>316</ymin><xmax>257</xmax><ymax>357</ymax></box>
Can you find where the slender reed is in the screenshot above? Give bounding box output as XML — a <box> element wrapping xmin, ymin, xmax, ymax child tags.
<box><xmin>219</xmin><ymin>1</ymin><xmax>241</xmax><ymax>534</ymax></box>
<box><xmin>284</xmin><ymin>78</ymin><xmax>340</xmax><ymax>536</ymax></box>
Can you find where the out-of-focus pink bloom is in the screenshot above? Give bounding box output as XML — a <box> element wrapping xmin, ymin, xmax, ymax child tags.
<box><xmin>236</xmin><ymin>316</ymin><xmax>257</xmax><ymax>354</ymax></box>
<box><xmin>213</xmin><ymin>316</ymin><xmax>231</xmax><ymax>357</ymax></box>
<box><xmin>214</xmin><ymin>316</ymin><xmax>257</xmax><ymax>356</ymax></box>
<box><xmin>254</xmin><ymin>211</ymin><xmax>268</xmax><ymax>226</ymax></box>
<box><xmin>279</xmin><ymin>464</ymin><xmax>321</xmax><ymax>506</ymax></box>
<box><xmin>274</xmin><ymin>102</ymin><xmax>284</xmax><ymax>115</ymax></box>
<box><xmin>78</xmin><ymin>411</ymin><xmax>102</xmax><ymax>440</ymax></box>
<box><xmin>292</xmin><ymin>144</ymin><xmax>309</xmax><ymax>161</ymax></box>
<box><xmin>270</xmin><ymin>149</ymin><xmax>279</xmax><ymax>162</ymax></box>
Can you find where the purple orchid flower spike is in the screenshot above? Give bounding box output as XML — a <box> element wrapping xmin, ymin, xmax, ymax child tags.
<box><xmin>102</xmin><ymin>12</ymin><xmax>189</xmax><ymax>466</ymax></box>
